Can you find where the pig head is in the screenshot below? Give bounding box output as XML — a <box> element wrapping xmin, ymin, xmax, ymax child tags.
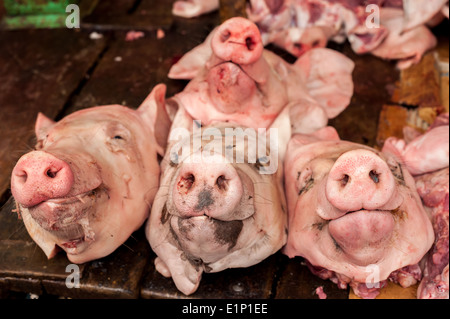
<box><xmin>146</xmin><ymin>121</ymin><xmax>287</xmax><ymax>295</ymax></box>
<box><xmin>167</xmin><ymin>17</ymin><xmax>355</xmax><ymax>133</ymax></box>
<box><xmin>283</xmin><ymin>127</ymin><xmax>435</xmax><ymax>298</ymax></box>
<box><xmin>10</xmin><ymin>85</ymin><xmax>170</xmax><ymax>264</ymax></box>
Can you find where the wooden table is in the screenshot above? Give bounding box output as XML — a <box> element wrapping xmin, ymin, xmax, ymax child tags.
<box><xmin>0</xmin><ymin>0</ymin><xmax>448</xmax><ymax>299</ymax></box>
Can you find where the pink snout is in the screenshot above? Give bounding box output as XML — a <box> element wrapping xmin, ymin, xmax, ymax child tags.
<box><xmin>11</xmin><ymin>151</ymin><xmax>74</xmax><ymax>208</ymax></box>
<box><xmin>211</xmin><ymin>17</ymin><xmax>264</xmax><ymax>65</ymax></box>
<box><xmin>326</xmin><ymin>150</ymin><xmax>396</xmax><ymax>212</ymax></box>
<box><xmin>172</xmin><ymin>158</ymin><xmax>243</xmax><ymax>220</ymax></box>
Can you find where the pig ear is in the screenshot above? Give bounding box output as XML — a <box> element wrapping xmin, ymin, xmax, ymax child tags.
<box><xmin>35</xmin><ymin>113</ymin><xmax>56</xmax><ymax>140</ymax></box>
<box><xmin>311</xmin><ymin>126</ymin><xmax>340</xmax><ymax>141</ymax></box>
<box><xmin>290</xmin><ymin>127</ymin><xmax>340</xmax><ymax>148</ymax></box>
<box><xmin>137</xmin><ymin>84</ymin><xmax>172</xmax><ymax>156</ymax></box>
<box><xmin>167</xmin><ymin>28</ymin><xmax>216</xmax><ymax>80</ymax></box>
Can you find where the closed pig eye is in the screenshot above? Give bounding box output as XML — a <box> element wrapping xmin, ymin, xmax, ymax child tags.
<box><xmin>297</xmin><ymin>167</ymin><xmax>314</xmax><ymax>196</ymax></box>
<box><xmin>105</xmin><ymin>123</ymin><xmax>132</xmax><ymax>152</ymax></box>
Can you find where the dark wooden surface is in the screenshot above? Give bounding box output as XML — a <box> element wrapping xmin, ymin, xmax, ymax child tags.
<box><xmin>0</xmin><ymin>0</ymin><xmax>447</xmax><ymax>299</ymax></box>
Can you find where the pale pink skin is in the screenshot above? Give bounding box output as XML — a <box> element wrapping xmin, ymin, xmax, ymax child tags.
<box><xmin>172</xmin><ymin>0</ymin><xmax>219</xmax><ymax>18</ymax></box>
<box><xmin>246</xmin><ymin>0</ymin><xmax>389</xmax><ymax>55</ymax></box>
<box><xmin>168</xmin><ymin>17</ymin><xmax>354</xmax><ymax>133</ymax></box>
<box><xmin>283</xmin><ymin>127</ymin><xmax>435</xmax><ymax>293</ymax></box>
<box><xmin>146</xmin><ymin>118</ymin><xmax>287</xmax><ymax>295</ymax></box>
<box><xmin>402</xmin><ymin>0</ymin><xmax>449</xmax><ymax>30</ymax></box>
<box><xmin>246</xmin><ymin>0</ymin><xmax>442</xmax><ymax>69</ymax></box>
<box><xmin>383</xmin><ymin>116</ymin><xmax>449</xmax><ymax>299</ymax></box>
<box><xmin>371</xmin><ymin>8</ymin><xmax>438</xmax><ymax>70</ymax></box>
<box><xmin>10</xmin><ymin>85</ymin><xmax>168</xmax><ymax>264</ymax></box>
<box><xmin>383</xmin><ymin>125</ymin><xmax>449</xmax><ymax>176</ymax></box>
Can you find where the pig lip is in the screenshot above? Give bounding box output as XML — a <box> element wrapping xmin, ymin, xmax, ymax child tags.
<box><xmin>328</xmin><ymin>210</ymin><xmax>396</xmax><ymax>264</ymax></box>
<box><xmin>26</xmin><ymin>185</ymin><xmax>107</xmax><ymax>240</ymax></box>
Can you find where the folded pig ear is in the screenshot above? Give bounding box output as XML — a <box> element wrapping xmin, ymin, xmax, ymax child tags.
<box><xmin>311</xmin><ymin>126</ymin><xmax>340</xmax><ymax>141</ymax></box>
<box><xmin>35</xmin><ymin>113</ymin><xmax>56</xmax><ymax>140</ymax></box>
<box><xmin>137</xmin><ymin>84</ymin><xmax>172</xmax><ymax>156</ymax></box>
<box><xmin>290</xmin><ymin>126</ymin><xmax>340</xmax><ymax>148</ymax></box>
<box><xmin>167</xmin><ymin>27</ymin><xmax>216</xmax><ymax>80</ymax></box>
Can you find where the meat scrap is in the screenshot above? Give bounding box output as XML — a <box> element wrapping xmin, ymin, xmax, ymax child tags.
<box><xmin>172</xmin><ymin>0</ymin><xmax>220</xmax><ymax>18</ymax></box>
<box><xmin>384</xmin><ymin>113</ymin><xmax>449</xmax><ymax>299</ymax></box>
<box><xmin>246</xmin><ymin>0</ymin><xmax>448</xmax><ymax>69</ymax></box>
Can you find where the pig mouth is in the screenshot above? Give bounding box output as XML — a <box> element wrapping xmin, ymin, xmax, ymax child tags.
<box><xmin>23</xmin><ymin>186</ymin><xmax>108</xmax><ymax>252</ymax></box>
<box><xmin>168</xmin><ymin>214</ymin><xmax>245</xmax><ymax>263</ymax></box>
<box><xmin>327</xmin><ymin>210</ymin><xmax>397</xmax><ymax>265</ymax></box>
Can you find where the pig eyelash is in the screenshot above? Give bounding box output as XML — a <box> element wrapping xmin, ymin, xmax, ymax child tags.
<box><xmin>387</xmin><ymin>160</ymin><xmax>406</xmax><ymax>185</ymax></box>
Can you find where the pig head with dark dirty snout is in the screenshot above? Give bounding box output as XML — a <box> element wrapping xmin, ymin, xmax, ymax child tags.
<box><xmin>283</xmin><ymin>127</ymin><xmax>435</xmax><ymax>298</ymax></box>
<box><xmin>146</xmin><ymin>114</ymin><xmax>288</xmax><ymax>296</ymax></box>
<box><xmin>10</xmin><ymin>85</ymin><xmax>171</xmax><ymax>264</ymax></box>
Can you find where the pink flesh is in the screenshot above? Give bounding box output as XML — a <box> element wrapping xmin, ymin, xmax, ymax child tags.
<box><xmin>247</xmin><ymin>0</ymin><xmax>444</xmax><ymax>68</ymax></box>
<box><xmin>402</xmin><ymin>0</ymin><xmax>448</xmax><ymax>30</ymax></box>
<box><xmin>172</xmin><ymin>0</ymin><xmax>219</xmax><ymax>18</ymax></box>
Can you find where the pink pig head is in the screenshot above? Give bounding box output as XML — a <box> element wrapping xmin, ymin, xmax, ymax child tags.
<box><xmin>283</xmin><ymin>127</ymin><xmax>435</xmax><ymax>294</ymax></box>
<box><xmin>11</xmin><ymin>84</ymin><xmax>170</xmax><ymax>264</ymax></box>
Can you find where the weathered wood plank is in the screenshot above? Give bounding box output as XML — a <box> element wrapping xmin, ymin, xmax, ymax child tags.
<box><xmin>392</xmin><ymin>52</ymin><xmax>442</xmax><ymax>112</ymax></box>
<box><xmin>349</xmin><ymin>281</ymin><xmax>418</xmax><ymax>299</ymax></box>
<box><xmin>62</xmin><ymin>14</ymin><xmax>219</xmax><ymax>116</ymax></box>
<box><xmin>329</xmin><ymin>44</ymin><xmax>399</xmax><ymax>146</ymax></box>
<box><xmin>0</xmin><ymin>29</ymin><xmax>107</xmax><ymax>202</ymax></box>
<box><xmin>275</xmin><ymin>256</ymin><xmax>349</xmax><ymax>299</ymax></box>
<box><xmin>82</xmin><ymin>0</ymin><xmax>173</xmax><ymax>31</ymax></box>
<box><xmin>141</xmin><ymin>253</ymin><xmax>283</xmax><ymax>299</ymax></box>
<box><xmin>375</xmin><ymin>104</ymin><xmax>409</xmax><ymax>149</ymax></box>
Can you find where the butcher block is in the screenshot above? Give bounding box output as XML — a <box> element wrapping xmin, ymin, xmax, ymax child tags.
<box><xmin>0</xmin><ymin>0</ymin><xmax>448</xmax><ymax>300</ymax></box>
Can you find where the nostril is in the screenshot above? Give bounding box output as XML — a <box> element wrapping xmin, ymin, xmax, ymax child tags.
<box><xmin>245</xmin><ymin>37</ymin><xmax>256</xmax><ymax>50</ymax></box>
<box><xmin>46</xmin><ymin>168</ymin><xmax>58</xmax><ymax>178</ymax></box>
<box><xmin>178</xmin><ymin>174</ymin><xmax>195</xmax><ymax>194</ymax></box>
<box><xmin>369</xmin><ymin>170</ymin><xmax>380</xmax><ymax>184</ymax></box>
<box><xmin>340</xmin><ymin>174</ymin><xmax>350</xmax><ymax>187</ymax></box>
<box><xmin>14</xmin><ymin>170</ymin><xmax>28</xmax><ymax>185</ymax></box>
<box><xmin>221</xmin><ymin>30</ymin><xmax>231</xmax><ymax>43</ymax></box>
<box><xmin>216</xmin><ymin>175</ymin><xmax>228</xmax><ymax>191</ymax></box>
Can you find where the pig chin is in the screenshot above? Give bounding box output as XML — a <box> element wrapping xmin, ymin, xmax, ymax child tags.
<box><xmin>327</xmin><ymin>210</ymin><xmax>396</xmax><ymax>266</ymax></box>
<box><xmin>169</xmin><ymin>215</ymin><xmax>245</xmax><ymax>265</ymax></box>
<box><xmin>21</xmin><ymin>186</ymin><xmax>109</xmax><ymax>257</ymax></box>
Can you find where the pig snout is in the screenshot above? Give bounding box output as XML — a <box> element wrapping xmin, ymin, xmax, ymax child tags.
<box><xmin>325</xmin><ymin>150</ymin><xmax>397</xmax><ymax>213</ymax></box>
<box><xmin>11</xmin><ymin>151</ymin><xmax>74</xmax><ymax>208</ymax></box>
<box><xmin>172</xmin><ymin>159</ymin><xmax>243</xmax><ymax>220</ymax></box>
<box><xmin>211</xmin><ymin>17</ymin><xmax>264</xmax><ymax>65</ymax></box>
